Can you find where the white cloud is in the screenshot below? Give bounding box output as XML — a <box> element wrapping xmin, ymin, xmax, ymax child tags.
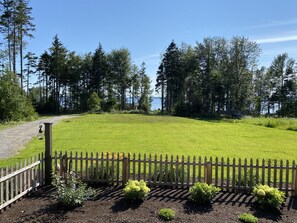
<box><xmin>134</xmin><ymin>53</ymin><xmax>160</xmax><ymax>64</ymax></box>
<box><xmin>254</xmin><ymin>35</ymin><xmax>297</xmax><ymax>44</ymax></box>
<box><xmin>248</xmin><ymin>18</ymin><xmax>297</xmax><ymax>29</ymax></box>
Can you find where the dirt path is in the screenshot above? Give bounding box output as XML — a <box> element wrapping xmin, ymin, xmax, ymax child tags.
<box><xmin>0</xmin><ymin>115</ymin><xmax>79</xmax><ymax>159</ymax></box>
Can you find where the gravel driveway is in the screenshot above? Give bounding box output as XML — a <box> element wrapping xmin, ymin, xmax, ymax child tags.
<box><xmin>0</xmin><ymin>115</ymin><xmax>79</xmax><ymax>159</ymax></box>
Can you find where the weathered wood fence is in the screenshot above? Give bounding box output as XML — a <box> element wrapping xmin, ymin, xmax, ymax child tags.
<box><xmin>0</xmin><ymin>155</ymin><xmax>44</xmax><ymax>211</ymax></box>
<box><xmin>53</xmin><ymin>151</ymin><xmax>297</xmax><ymax>196</ymax></box>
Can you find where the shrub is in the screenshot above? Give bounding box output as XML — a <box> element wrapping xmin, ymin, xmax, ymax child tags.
<box><xmin>52</xmin><ymin>171</ymin><xmax>95</xmax><ymax>207</ymax></box>
<box><xmin>189</xmin><ymin>182</ymin><xmax>220</xmax><ymax>204</ymax></box>
<box><xmin>88</xmin><ymin>162</ymin><xmax>119</xmax><ymax>183</ymax></box>
<box><xmin>151</xmin><ymin>164</ymin><xmax>186</xmax><ymax>183</ymax></box>
<box><xmin>158</xmin><ymin>208</ymin><xmax>175</xmax><ymax>221</ymax></box>
<box><xmin>239</xmin><ymin>213</ymin><xmax>258</xmax><ymax>223</ymax></box>
<box><xmin>123</xmin><ymin>180</ymin><xmax>150</xmax><ymax>202</ymax></box>
<box><xmin>236</xmin><ymin>170</ymin><xmax>260</xmax><ymax>187</ymax></box>
<box><xmin>252</xmin><ymin>184</ymin><xmax>285</xmax><ymax>209</ymax></box>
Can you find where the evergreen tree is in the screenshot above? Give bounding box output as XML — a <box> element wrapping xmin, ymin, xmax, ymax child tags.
<box><xmin>89</xmin><ymin>44</ymin><xmax>109</xmax><ymax>99</ymax></box>
<box><xmin>108</xmin><ymin>48</ymin><xmax>132</xmax><ymax>110</ymax></box>
<box><xmin>138</xmin><ymin>62</ymin><xmax>152</xmax><ymax>113</ymax></box>
<box><xmin>23</xmin><ymin>51</ymin><xmax>37</xmax><ymax>97</ymax></box>
<box><xmin>15</xmin><ymin>0</ymin><xmax>35</xmax><ymax>91</ymax></box>
<box><xmin>49</xmin><ymin>35</ymin><xmax>67</xmax><ymax>113</ymax></box>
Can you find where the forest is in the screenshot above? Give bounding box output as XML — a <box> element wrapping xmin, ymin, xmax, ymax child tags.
<box><xmin>0</xmin><ymin>0</ymin><xmax>296</xmax><ymax>122</ymax></box>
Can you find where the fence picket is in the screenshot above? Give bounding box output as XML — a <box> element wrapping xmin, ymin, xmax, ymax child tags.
<box><xmin>2</xmin><ymin>151</ymin><xmax>297</xmax><ymax>212</ymax></box>
<box><xmin>221</xmin><ymin>157</ymin><xmax>224</xmax><ymax>188</ymax></box>
<box><xmin>279</xmin><ymin>160</ymin><xmax>283</xmax><ymax>190</ymax></box>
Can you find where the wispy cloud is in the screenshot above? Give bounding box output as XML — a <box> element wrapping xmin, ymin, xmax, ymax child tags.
<box><xmin>248</xmin><ymin>18</ymin><xmax>297</xmax><ymax>29</ymax></box>
<box><xmin>134</xmin><ymin>53</ymin><xmax>160</xmax><ymax>63</ymax></box>
<box><xmin>254</xmin><ymin>35</ymin><xmax>297</xmax><ymax>44</ymax></box>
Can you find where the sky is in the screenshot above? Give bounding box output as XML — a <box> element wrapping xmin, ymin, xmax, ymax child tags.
<box><xmin>26</xmin><ymin>0</ymin><xmax>297</xmax><ymax>94</ymax></box>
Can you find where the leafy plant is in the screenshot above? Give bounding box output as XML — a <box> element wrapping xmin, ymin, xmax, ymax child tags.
<box><xmin>236</xmin><ymin>170</ymin><xmax>260</xmax><ymax>187</ymax></box>
<box><xmin>151</xmin><ymin>164</ymin><xmax>186</xmax><ymax>183</ymax></box>
<box><xmin>52</xmin><ymin>171</ymin><xmax>95</xmax><ymax>207</ymax></box>
<box><xmin>252</xmin><ymin>184</ymin><xmax>285</xmax><ymax>209</ymax></box>
<box><xmin>123</xmin><ymin>179</ymin><xmax>150</xmax><ymax>202</ymax></box>
<box><xmin>239</xmin><ymin>213</ymin><xmax>258</xmax><ymax>223</ymax></box>
<box><xmin>189</xmin><ymin>182</ymin><xmax>220</xmax><ymax>204</ymax></box>
<box><xmin>158</xmin><ymin>208</ymin><xmax>175</xmax><ymax>221</ymax></box>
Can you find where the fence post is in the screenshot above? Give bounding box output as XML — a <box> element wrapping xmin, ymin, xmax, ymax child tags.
<box><xmin>44</xmin><ymin>122</ymin><xmax>53</xmax><ymax>186</ymax></box>
<box><xmin>293</xmin><ymin>167</ymin><xmax>297</xmax><ymax>197</ymax></box>
<box><xmin>204</xmin><ymin>162</ymin><xmax>212</xmax><ymax>185</ymax></box>
<box><xmin>122</xmin><ymin>157</ymin><xmax>129</xmax><ymax>186</ymax></box>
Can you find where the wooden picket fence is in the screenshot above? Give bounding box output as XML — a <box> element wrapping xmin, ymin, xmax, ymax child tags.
<box><xmin>0</xmin><ymin>154</ymin><xmax>44</xmax><ymax>211</ymax></box>
<box><xmin>52</xmin><ymin>151</ymin><xmax>297</xmax><ymax>196</ymax></box>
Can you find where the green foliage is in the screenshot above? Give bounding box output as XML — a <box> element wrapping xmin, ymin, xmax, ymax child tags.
<box><xmin>158</xmin><ymin>208</ymin><xmax>175</xmax><ymax>221</ymax></box>
<box><xmin>123</xmin><ymin>180</ymin><xmax>150</xmax><ymax>202</ymax></box>
<box><xmin>151</xmin><ymin>164</ymin><xmax>185</xmax><ymax>183</ymax></box>
<box><xmin>0</xmin><ymin>70</ymin><xmax>37</xmax><ymax>122</ymax></box>
<box><xmin>252</xmin><ymin>184</ymin><xmax>285</xmax><ymax>209</ymax></box>
<box><xmin>239</xmin><ymin>213</ymin><xmax>258</xmax><ymax>223</ymax></box>
<box><xmin>235</xmin><ymin>170</ymin><xmax>260</xmax><ymax>187</ymax></box>
<box><xmin>236</xmin><ymin>117</ymin><xmax>297</xmax><ymax>132</ymax></box>
<box><xmin>189</xmin><ymin>182</ymin><xmax>220</xmax><ymax>204</ymax></box>
<box><xmin>87</xmin><ymin>92</ymin><xmax>101</xmax><ymax>113</ymax></box>
<box><xmin>88</xmin><ymin>153</ymin><xmax>122</xmax><ymax>183</ymax></box>
<box><xmin>52</xmin><ymin>171</ymin><xmax>95</xmax><ymax>207</ymax></box>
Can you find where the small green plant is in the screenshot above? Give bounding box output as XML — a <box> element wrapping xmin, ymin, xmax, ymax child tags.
<box><xmin>252</xmin><ymin>184</ymin><xmax>285</xmax><ymax>209</ymax></box>
<box><xmin>88</xmin><ymin>162</ymin><xmax>120</xmax><ymax>183</ymax></box>
<box><xmin>158</xmin><ymin>208</ymin><xmax>175</xmax><ymax>221</ymax></box>
<box><xmin>189</xmin><ymin>182</ymin><xmax>220</xmax><ymax>204</ymax></box>
<box><xmin>239</xmin><ymin>213</ymin><xmax>258</xmax><ymax>223</ymax></box>
<box><xmin>151</xmin><ymin>164</ymin><xmax>186</xmax><ymax>183</ymax></box>
<box><xmin>52</xmin><ymin>171</ymin><xmax>95</xmax><ymax>207</ymax></box>
<box><xmin>236</xmin><ymin>170</ymin><xmax>260</xmax><ymax>187</ymax></box>
<box><xmin>123</xmin><ymin>179</ymin><xmax>150</xmax><ymax>202</ymax></box>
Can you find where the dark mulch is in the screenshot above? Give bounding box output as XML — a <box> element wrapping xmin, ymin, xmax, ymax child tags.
<box><xmin>0</xmin><ymin>186</ymin><xmax>296</xmax><ymax>223</ymax></box>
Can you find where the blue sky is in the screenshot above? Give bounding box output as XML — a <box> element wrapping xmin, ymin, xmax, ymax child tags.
<box><xmin>27</xmin><ymin>0</ymin><xmax>297</xmax><ymax>92</ymax></box>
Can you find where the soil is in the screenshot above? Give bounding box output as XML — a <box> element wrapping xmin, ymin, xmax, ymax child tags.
<box><xmin>0</xmin><ymin>187</ymin><xmax>296</xmax><ymax>223</ymax></box>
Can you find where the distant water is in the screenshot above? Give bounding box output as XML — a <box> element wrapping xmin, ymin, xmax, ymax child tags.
<box><xmin>151</xmin><ymin>97</ymin><xmax>161</xmax><ymax>110</ymax></box>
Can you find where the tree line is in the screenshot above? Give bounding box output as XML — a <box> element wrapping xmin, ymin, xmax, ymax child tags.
<box><xmin>156</xmin><ymin>38</ymin><xmax>297</xmax><ymax>117</ymax></box>
<box><xmin>34</xmin><ymin>36</ymin><xmax>152</xmax><ymax>114</ymax></box>
<box><xmin>1</xmin><ymin>0</ymin><xmax>296</xmax><ymax>121</ymax></box>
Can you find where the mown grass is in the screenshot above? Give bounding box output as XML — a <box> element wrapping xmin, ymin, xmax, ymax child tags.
<box><xmin>0</xmin><ymin>114</ymin><xmax>296</xmax><ymax>167</ymax></box>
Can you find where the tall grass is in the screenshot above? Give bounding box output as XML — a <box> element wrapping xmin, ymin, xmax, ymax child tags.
<box><xmin>236</xmin><ymin>117</ymin><xmax>297</xmax><ymax>131</ymax></box>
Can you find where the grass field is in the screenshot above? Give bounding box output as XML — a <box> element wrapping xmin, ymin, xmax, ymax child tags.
<box><xmin>1</xmin><ymin>114</ymin><xmax>296</xmax><ymax>167</ymax></box>
<box><xmin>224</xmin><ymin>117</ymin><xmax>297</xmax><ymax>131</ymax></box>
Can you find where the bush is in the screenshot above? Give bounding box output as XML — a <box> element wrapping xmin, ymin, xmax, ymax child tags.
<box><xmin>239</xmin><ymin>213</ymin><xmax>258</xmax><ymax>223</ymax></box>
<box><xmin>151</xmin><ymin>164</ymin><xmax>185</xmax><ymax>183</ymax></box>
<box><xmin>236</xmin><ymin>170</ymin><xmax>260</xmax><ymax>187</ymax></box>
<box><xmin>158</xmin><ymin>208</ymin><xmax>175</xmax><ymax>221</ymax></box>
<box><xmin>52</xmin><ymin>171</ymin><xmax>95</xmax><ymax>207</ymax></box>
<box><xmin>88</xmin><ymin>153</ymin><xmax>122</xmax><ymax>183</ymax></box>
<box><xmin>0</xmin><ymin>70</ymin><xmax>37</xmax><ymax>122</ymax></box>
<box><xmin>189</xmin><ymin>182</ymin><xmax>220</xmax><ymax>204</ymax></box>
<box><xmin>123</xmin><ymin>180</ymin><xmax>150</xmax><ymax>202</ymax></box>
<box><xmin>252</xmin><ymin>184</ymin><xmax>285</xmax><ymax>209</ymax></box>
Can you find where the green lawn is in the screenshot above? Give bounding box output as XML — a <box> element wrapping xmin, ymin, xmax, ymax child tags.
<box><xmin>1</xmin><ymin>114</ymin><xmax>296</xmax><ymax>167</ymax></box>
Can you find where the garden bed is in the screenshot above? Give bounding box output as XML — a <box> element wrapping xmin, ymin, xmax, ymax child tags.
<box><xmin>0</xmin><ymin>187</ymin><xmax>296</xmax><ymax>223</ymax></box>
